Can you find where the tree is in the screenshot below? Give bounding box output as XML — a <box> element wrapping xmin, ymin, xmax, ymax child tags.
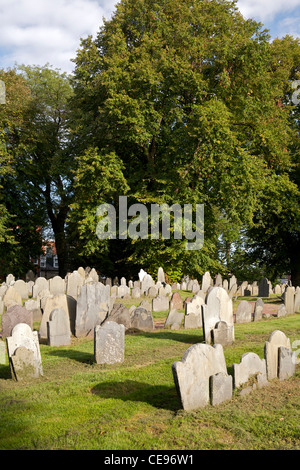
<box><xmin>69</xmin><ymin>0</ymin><xmax>300</xmax><ymax>281</ymax></box>
<box><xmin>12</xmin><ymin>65</ymin><xmax>74</xmax><ymax>277</ymax></box>
<box><xmin>0</xmin><ymin>68</ymin><xmax>44</xmax><ymax>278</ymax></box>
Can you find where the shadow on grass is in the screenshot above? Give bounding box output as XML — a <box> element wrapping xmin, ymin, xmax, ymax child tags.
<box><xmin>91</xmin><ymin>379</ymin><xmax>180</xmax><ymax>411</ymax></box>
<box><xmin>47</xmin><ymin>348</ymin><xmax>94</xmax><ymax>364</ymax></box>
<box><xmin>128</xmin><ymin>328</ymin><xmax>203</xmax><ymax>345</ymax></box>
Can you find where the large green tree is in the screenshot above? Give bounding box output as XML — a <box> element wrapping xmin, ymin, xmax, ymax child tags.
<box><xmin>68</xmin><ymin>0</ymin><xmax>299</xmax><ymax>282</ymax></box>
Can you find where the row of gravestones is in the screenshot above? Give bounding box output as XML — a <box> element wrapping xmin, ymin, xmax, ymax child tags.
<box><xmin>172</xmin><ymin>329</ymin><xmax>296</xmax><ymax>411</ymax></box>
<box><xmin>2</xmin><ymin>318</ymin><xmax>295</xmax><ymax>413</ymax></box>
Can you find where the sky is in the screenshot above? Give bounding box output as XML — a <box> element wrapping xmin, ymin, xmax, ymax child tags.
<box><xmin>0</xmin><ymin>0</ymin><xmax>299</xmax><ymax>74</ymax></box>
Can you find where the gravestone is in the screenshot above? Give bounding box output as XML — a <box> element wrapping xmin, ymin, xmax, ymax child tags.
<box><xmin>157</xmin><ymin>267</ymin><xmax>165</xmax><ymax>283</ymax></box>
<box><xmin>258</xmin><ymin>278</ymin><xmax>270</xmax><ymax>297</ymax></box>
<box><xmin>13</xmin><ymin>280</ymin><xmax>28</xmax><ymax>300</ymax></box>
<box><xmin>152</xmin><ymin>295</ymin><xmax>169</xmax><ymax>312</ymax></box>
<box><xmin>131</xmin><ymin>287</ymin><xmax>141</xmax><ymax>299</ymax></box>
<box><xmin>253</xmin><ymin>298</ymin><xmax>263</xmax><ymax>321</ymax></box>
<box><xmin>278</xmin><ymin>347</ymin><xmax>295</xmax><ymax>381</ymax></box>
<box><xmin>6</xmin><ymin>274</ymin><xmax>15</xmax><ymax>285</ymax></box>
<box><xmin>6</xmin><ymin>323</ymin><xmax>43</xmax><ymax>381</ymax></box>
<box><xmin>141</xmin><ymin>274</ymin><xmax>155</xmax><ymax>293</ymax></box>
<box><xmin>229</xmin><ymin>275</ymin><xmax>237</xmax><ymax>290</ymax></box>
<box><xmin>49</xmin><ymin>276</ymin><xmax>65</xmax><ymax>296</ymax></box>
<box><xmin>294</xmin><ymin>287</ymin><xmax>300</xmax><ymax>313</ymax></box>
<box><xmin>184</xmin><ymin>295</ymin><xmax>204</xmax><ymax>329</ymax></box>
<box><xmin>66</xmin><ymin>271</ymin><xmax>84</xmax><ymax>300</ymax></box>
<box><xmin>94</xmin><ymin>321</ymin><xmax>125</xmax><ymax>364</ymax></box>
<box><xmin>1</xmin><ymin>305</ymin><xmax>33</xmax><ymax>338</ymax></box>
<box><xmin>284</xmin><ymin>286</ymin><xmax>295</xmax><ymax>314</ymax></box>
<box><xmin>202</xmin><ymin>287</ymin><xmax>234</xmax><ymax>344</ymax></box>
<box><xmin>75</xmin><ymin>283</ymin><xmax>110</xmax><ymax>337</ymax></box>
<box><xmin>104</xmin><ymin>303</ymin><xmax>132</xmax><ymax>330</ymax></box>
<box><xmin>138</xmin><ymin>299</ymin><xmax>152</xmax><ymax>312</ymax></box>
<box><xmin>148</xmin><ymin>286</ymin><xmax>158</xmax><ymax>297</ymax></box>
<box><xmin>172</xmin><ymin>343</ymin><xmax>230</xmax><ymax>411</ymax></box>
<box><xmin>3</xmin><ymin>286</ymin><xmax>22</xmax><ymax>308</ymax></box>
<box><xmin>233</xmin><ymin>352</ymin><xmax>268</xmax><ymax>393</ymax></box>
<box><xmin>201</xmin><ymin>272</ymin><xmax>212</xmax><ymax>292</ymax></box>
<box><xmin>235</xmin><ymin>300</ymin><xmax>252</xmax><ymax>323</ymax></box>
<box><xmin>164</xmin><ymin>309</ymin><xmax>184</xmax><ymax>329</ymax></box>
<box><xmin>212</xmin><ymin>321</ymin><xmax>234</xmax><ymax>346</ymax></box>
<box><xmin>130</xmin><ymin>307</ymin><xmax>154</xmax><ymax>331</ymax></box>
<box><xmin>39</xmin><ymin>294</ymin><xmax>69</xmax><ymax>339</ymax></box>
<box><xmin>47</xmin><ymin>308</ymin><xmax>71</xmax><ymax>346</ymax></box>
<box><xmin>277</xmin><ymin>304</ymin><xmax>287</xmax><ymax>317</ymax></box>
<box><xmin>252</xmin><ymin>281</ymin><xmax>258</xmax><ymax>296</ymax></box>
<box><xmin>215</xmin><ymin>274</ymin><xmax>222</xmax><ymax>287</ymax></box>
<box><xmin>32</xmin><ymin>277</ymin><xmax>49</xmax><ymax>298</ymax></box>
<box><xmin>264</xmin><ymin>330</ymin><xmax>291</xmax><ymax>380</ymax></box>
<box><xmin>170</xmin><ymin>292</ymin><xmax>183</xmax><ymax>311</ymax></box>
<box><xmin>209</xmin><ymin>372</ymin><xmax>233</xmax><ymax>406</ymax></box>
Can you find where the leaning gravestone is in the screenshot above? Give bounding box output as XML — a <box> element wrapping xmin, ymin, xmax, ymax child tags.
<box><xmin>172</xmin><ymin>343</ymin><xmax>231</xmax><ymax>411</ymax></box>
<box><xmin>94</xmin><ymin>321</ymin><xmax>125</xmax><ymax>364</ymax></box>
<box><xmin>6</xmin><ymin>323</ymin><xmax>43</xmax><ymax>381</ymax></box>
<box><xmin>264</xmin><ymin>330</ymin><xmax>291</xmax><ymax>380</ymax></box>
<box><xmin>47</xmin><ymin>308</ymin><xmax>71</xmax><ymax>346</ymax></box>
<box><xmin>104</xmin><ymin>303</ymin><xmax>132</xmax><ymax>330</ymax></box>
<box><xmin>75</xmin><ymin>283</ymin><xmax>110</xmax><ymax>337</ymax></box>
<box><xmin>164</xmin><ymin>309</ymin><xmax>184</xmax><ymax>329</ymax></box>
<box><xmin>1</xmin><ymin>305</ymin><xmax>33</xmax><ymax>338</ymax></box>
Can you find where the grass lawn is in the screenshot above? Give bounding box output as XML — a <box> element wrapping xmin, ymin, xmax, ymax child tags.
<box><xmin>0</xmin><ymin>291</ymin><xmax>299</xmax><ymax>450</ymax></box>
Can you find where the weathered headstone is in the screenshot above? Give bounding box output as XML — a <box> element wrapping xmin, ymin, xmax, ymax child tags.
<box><xmin>201</xmin><ymin>271</ymin><xmax>212</xmax><ymax>292</ymax></box>
<box><xmin>233</xmin><ymin>352</ymin><xmax>268</xmax><ymax>394</ymax></box>
<box><xmin>94</xmin><ymin>321</ymin><xmax>125</xmax><ymax>364</ymax></box>
<box><xmin>172</xmin><ymin>343</ymin><xmax>230</xmax><ymax>410</ymax></box>
<box><xmin>1</xmin><ymin>305</ymin><xmax>33</xmax><ymax>338</ymax></box>
<box><xmin>157</xmin><ymin>267</ymin><xmax>165</xmax><ymax>283</ymax></box>
<box><xmin>3</xmin><ymin>286</ymin><xmax>22</xmax><ymax>308</ymax></box>
<box><xmin>170</xmin><ymin>292</ymin><xmax>183</xmax><ymax>311</ymax></box>
<box><xmin>278</xmin><ymin>347</ymin><xmax>295</xmax><ymax>381</ymax></box>
<box><xmin>209</xmin><ymin>372</ymin><xmax>233</xmax><ymax>406</ymax></box>
<box><xmin>130</xmin><ymin>307</ymin><xmax>154</xmax><ymax>331</ymax></box>
<box><xmin>294</xmin><ymin>286</ymin><xmax>300</xmax><ymax>313</ymax></box>
<box><xmin>277</xmin><ymin>304</ymin><xmax>287</xmax><ymax>317</ymax></box>
<box><xmin>13</xmin><ymin>280</ymin><xmax>28</xmax><ymax>300</ymax></box>
<box><xmin>32</xmin><ymin>277</ymin><xmax>49</xmax><ymax>298</ymax></box>
<box><xmin>104</xmin><ymin>303</ymin><xmax>132</xmax><ymax>330</ymax></box>
<box><xmin>253</xmin><ymin>298</ymin><xmax>263</xmax><ymax>321</ymax></box>
<box><xmin>6</xmin><ymin>323</ymin><xmax>43</xmax><ymax>380</ymax></box>
<box><xmin>75</xmin><ymin>283</ymin><xmax>110</xmax><ymax>337</ymax></box>
<box><xmin>164</xmin><ymin>309</ymin><xmax>184</xmax><ymax>329</ymax></box>
<box><xmin>47</xmin><ymin>308</ymin><xmax>71</xmax><ymax>346</ymax></box>
<box><xmin>212</xmin><ymin>321</ymin><xmax>234</xmax><ymax>346</ymax></box>
<box><xmin>264</xmin><ymin>330</ymin><xmax>291</xmax><ymax>380</ymax></box>
<box><xmin>152</xmin><ymin>295</ymin><xmax>169</xmax><ymax>312</ymax></box>
<box><xmin>258</xmin><ymin>278</ymin><xmax>270</xmax><ymax>297</ymax></box>
<box><xmin>284</xmin><ymin>286</ymin><xmax>295</xmax><ymax>314</ymax></box>
<box><xmin>131</xmin><ymin>287</ymin><xmax>141</xmax><ymax>299</ymax></box>
<box><xmin>49</xmin><ymin>276</ymin><xmax>65</xmax><ymax>296</ymax></box>
<box><xmin>39</xmin><ymin>294</ymin><xmax>69</xmax><ymax>339</ymax></box>
<box><xmin>66</xmin><ymin>271</ymin><xmax>84</xmax><ymax>300</ymax></box>
<box><xmin>184</xmin><ymin>295</ymin><xmax>204</xmax><ymax>329</ymax></box>
<box><xmin>235</xmin><ymin>300</ymin><xmax>252</xmax><ymax>324</ymax></box>
<box><xmin>202</xmin><ymin>287</ymin><xmax>234</xmax><ymax>344</ymax></box>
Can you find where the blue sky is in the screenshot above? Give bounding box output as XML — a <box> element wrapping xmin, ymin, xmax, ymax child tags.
<box><xmin>0</xmin><ymin>0</ymin><xmax>299</xmax><ymax>74</ymax></box>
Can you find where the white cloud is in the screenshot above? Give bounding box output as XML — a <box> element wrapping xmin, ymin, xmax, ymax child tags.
<box><xmin>237</xmin><ymin>0</ymin><xmax>300</xmax><ymax>22</ymax></box>
<box><xmin>0</xmin><ymin>0</ymin><xmax>116</xmax><ymax>72</ymax></box>
<box><xmin>0</xmin><ymin>0</ymin><xmax>299</xmax><ymax>73</ymax></box>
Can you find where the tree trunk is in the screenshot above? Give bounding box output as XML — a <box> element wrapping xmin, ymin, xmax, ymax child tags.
<box><xmin>290</xmin><ymin>246</ymin><xmax>300</xmax><ymax>288</ymax></box>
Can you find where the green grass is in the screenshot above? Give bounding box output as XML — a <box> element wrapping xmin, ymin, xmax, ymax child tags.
<box><xmin>0</xmin><ymin>292</ymin><xmax>299</xmax><ymax>450</ymax></box>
